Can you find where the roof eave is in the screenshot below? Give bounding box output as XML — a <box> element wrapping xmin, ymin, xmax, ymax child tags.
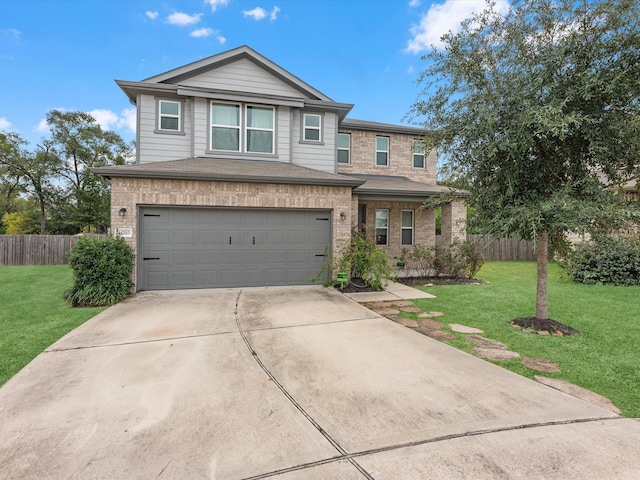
<box><xmin>93</xmin><ymin>167</ymin><xmax>365</xmax><ymax>188</ymax></box>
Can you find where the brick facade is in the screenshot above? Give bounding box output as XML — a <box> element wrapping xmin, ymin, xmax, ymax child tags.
<box><xmin>360</xmin><ymin>200</ymin><xmax>436</xmax><ymax>260</ymax></box>
<box><xmin>110</xmin><ymin>177</ymin><xmax>354</xmax><ymax>287</ymax></box>
<box><xmin>337</xmin><ymin>128</ymin><xmax>437</xmax><ymax>183</ymax></box>
<box><xmin>440</xmin><ymin>199</ymin><xmax>467</xmax><ymax>246</ymax></box>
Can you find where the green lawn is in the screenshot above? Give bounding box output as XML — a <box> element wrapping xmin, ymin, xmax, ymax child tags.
<box><xmin>411</xmin><ymin>262</ymin><xmax>640</xmax><ymax>418</ymax></box>
<box><xmin>0</xmin><ymin>265</ymin><xmax>105</xmax><ymax>387</ymax></box>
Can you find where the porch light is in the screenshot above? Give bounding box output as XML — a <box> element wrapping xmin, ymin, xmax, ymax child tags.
<box><xmin>118</xmin><ymin>207</ymin><xmax>127</xmax><ymax>216</ymax></box>
<box><xmin>340</xmin><ymin>212</ymin><xmax>347</xmax><ymax>220</ymax></box>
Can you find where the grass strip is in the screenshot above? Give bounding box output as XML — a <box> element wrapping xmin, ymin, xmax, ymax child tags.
<box><xmin>0</xmin><ymin>265</ymin><xmax>105</xmax><ymax>387</ymax></box>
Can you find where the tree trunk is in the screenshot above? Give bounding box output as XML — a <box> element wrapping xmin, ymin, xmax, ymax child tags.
<box><xmin>536</xmin><ymin>232</ymin><xmax>549</xmax><ymax>319</ymax></box>
<box><xmin>39</xmin><ymin>197</ymin><xmax>46</xmax><ymax>235</ymax></box>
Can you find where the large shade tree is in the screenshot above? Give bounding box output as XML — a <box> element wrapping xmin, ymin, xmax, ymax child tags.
<box><xmin>411</xmin><ymin>0</ymin><xmax>640</xmax><ymax>320</ymax></box>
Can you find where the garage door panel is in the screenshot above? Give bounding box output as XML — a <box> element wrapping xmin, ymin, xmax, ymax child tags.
<box><xmin>140</xmin><ymin>207</ymin><xmax>331</xmax><ymax>290</ymax></box>
<box><xmin>170</xmin><ymin>250</ymin><xmax>193</xmax><ymax>266</ymax></box>
<box><xmin>195</xmin><ymin>229</ymin><xmax>220</xmax><ymax>244</ymax></box>
<box><xmin>195</xmin><ymin>250</ymin><xmax>219</xmax><ymax>266</ymax></box>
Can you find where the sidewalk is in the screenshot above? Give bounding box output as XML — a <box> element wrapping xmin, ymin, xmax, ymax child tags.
<box><xmin>341</xmin><ymin>280</ymin><xmax>435</xmax><ymax>302</ymax></box>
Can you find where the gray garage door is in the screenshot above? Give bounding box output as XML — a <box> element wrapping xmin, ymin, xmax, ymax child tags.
<box><xmin>139</xmin><ymin>207</ymin><xmax>331</xmax><ymax>290</ymax></box>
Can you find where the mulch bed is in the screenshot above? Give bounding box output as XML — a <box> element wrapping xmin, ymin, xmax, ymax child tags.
<box><xmin>511</xmin><ymin>317</ymin><xmax>580</xmax><ymax>336</ymax></box>
<box><xmin>335</xmin><ymin>276</ymin><xmax>485</xmax><ymax>293</ymax></box>
<box><xmin>397</xmin><ymin>276</ymin><xmax>486</xmax><ymax>286</ymax></box>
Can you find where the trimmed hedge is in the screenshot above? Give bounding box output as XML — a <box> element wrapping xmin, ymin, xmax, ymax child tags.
<box><xmin>64</xmin><ymin>236</ymin><xmax>134</xmax><ymax>306</ymax></box>
<box><xmin>564</xmin><ymin>237</ymin><xmax>640</xmax><ymax>286</ymax></box>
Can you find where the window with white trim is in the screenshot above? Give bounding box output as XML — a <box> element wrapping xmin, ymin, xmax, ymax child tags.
<box><xmin>376</xmin><ymin>136</ymin><xmax>389</xmax><ymax>166</ymax></box>
<box><xmin>337</xmin><ymin>133</ymin><xmax>350</xmax><ymax>164</ymax></box>
<box><xmin>158</xmin><ymin>100</ymin><xmax>181</xmax><ymax>132</ymax></box>
<box><xmin>413</xmin><ymin>140</ymin><xmax>425</xmax><ymax>168</ymax></box>
<box><xmin>246</xmin><ymin>105</ymin><xmax>274</xmax><ymax>153</ymax></box>
<box><xmin>303</xmin><ymin>113</ymin><xmax>322</xmax><ymax>142</ymax></box>
<box><xmin>210</xmin><ymin>102</ymin><xmax>274</xmax><ymax>154</ymax></box>
<box><xmin>401</xmin><ymin>210</ymin><xmax>414</xmax><ymax>246</ymax></box>
<box><xmin>375</xmin><ymin>209</ymin><xmax>388</xmax><ymax>246</ymax></box>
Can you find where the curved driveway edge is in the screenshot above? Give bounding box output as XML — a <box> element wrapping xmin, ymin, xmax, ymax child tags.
<box><xmin>1</xmin><ymin>286</ymin><xmax>639</xmax><ymax>479</ymax></box>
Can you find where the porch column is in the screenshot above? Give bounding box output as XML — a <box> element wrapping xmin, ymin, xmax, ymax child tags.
<box><xmin>440</xmin><ymin>198</ymin><xmax>467</xmax><ymax>246</ymax></box>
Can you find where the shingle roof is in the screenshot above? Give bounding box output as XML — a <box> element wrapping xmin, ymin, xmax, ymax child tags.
<box><xmin>347</xmin><ymin>174</ymin><xmax>467</xmax><ymax>198</ymax></box>
<box><xmin>93</xmin><ymin>158</ymin><xmax>365</xmax><ymax>187</ymax></box>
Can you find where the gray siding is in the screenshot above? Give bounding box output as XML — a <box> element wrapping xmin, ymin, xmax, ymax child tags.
<box><xmin>180</xmin><ymin>58</ymin><xmax>304</xmax><ymax>98</ymax></box>
<box><xmin>290</xmin><ymin>110</ymin><xmax>337</xmax><ymax>173</ymax></box>
<box><xmin>138</xmin><ymin>94</ymin><xmax>192</xmax><ymax>163</ymax></box>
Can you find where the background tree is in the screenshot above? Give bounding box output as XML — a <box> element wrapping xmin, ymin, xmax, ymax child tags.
<box><xmin>0</xmin><ymin>133</ymin><xmax>61</xmax><ymax>234</ymax></box>
<box><xmin>46</xmin><ymin>110</ymin><xmax>131</xmax><ymax>233</ymax></box>
<box><xmin>410</xmin><ymin>0</ymin><xmax>640</xmax><ymax>320</ymax></box>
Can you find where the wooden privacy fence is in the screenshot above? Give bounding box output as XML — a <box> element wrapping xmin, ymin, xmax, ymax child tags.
<box><xmin>437</xmin><ymin>235</ymin><xmax>536</xmax><ymax>261</ymax></box>
<box><xmin>1</xmin><ymin>233</ymin><xmax>536</xmax><ymax>266</ymax></box>
<box><xmin>0</xmin><ymin>235</ymin><xmax>107</xmax><ymax>266</ymax></box>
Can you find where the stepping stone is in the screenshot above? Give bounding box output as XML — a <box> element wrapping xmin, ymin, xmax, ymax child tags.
<box><xmin>364</xmin><ymin>302</ymin><xmax>394</xmax><ymax>309</ymax></box>
<box><xmin>471</xmin><ymin>348</ymin><xmax>520</xmax><ymax>360</ymax></box>
<box><xmin>418</xmin><ymin>328</ymin><xmax>455</xmax><ymax>341</ymax></box>
<box><xmin>390</xmin><ymin>301</ymin><xmax>414</xmax><ymax>308</ymax></box>
<box><xmin>450</xmin><ymin>324</ymin><xmax>483</xmax><ymax>334</ymax></box>
<box><xmin>399</xmin><ymin>306</ymin><xmax>423</xmax><ymax>314</ymax></box>
<box><xmin>416</xmin><ymin>319</ymin><xmax>445</xmax><ymax>330</ymax></box>
<box><xmin>420</xmin><ymin>311</ymin><xmax>444</xmax><ymax>318</ymax></box>
<box><xmin>535</xmin><ymin>376</ymin><xmax>621</xmax><ymax>415</ymax></box>
<box><xmin>523</xmin><ymin>357</ymin><xmax>561</xmax><ymax>373</ymax></box>
<box><xmin>466</xmin><ymin>335</ymin><xmax>506</xmax><ymax>349</ymax></box>
<box><xmin>375</xmin><ymin>307</ymin><xmax>400</xmax><ymax>316</ymax></box>
<box><xmin>390</xmin><ymin>316</ymin><xmax>418</xmax><ymax>328</ymax></box>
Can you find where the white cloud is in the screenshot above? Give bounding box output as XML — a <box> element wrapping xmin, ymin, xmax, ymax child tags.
<box><xmin>36</xmin><ymin>118</ymin><xmax>50</xmax><ymax>133</ymax></box>
<box><xmin>270</xmin><ymin>6</ymin><xmax>280</xmax><ymax>21</ymax></box>
<box><xmin>406</xmin><ymin>0</ymin><xmax>510</xmax><ymax>53</ymax></box>
<box><xmin>243</xmin><ymin>7</ymin><xmax>267</xmax><ymax>21</ymax></box>
<box><xmin>409</xmin><ymin>0</ymin><xmax>421</xmax><ymax>7</ymax></box>
<box><xmin>167</xmin><ymin>12</ymin><xmax>203</xmax><ymax>26</ymax></box>
<box><xmin>119</xmin><ymin>108</ymin><xmax>137</xmax><ymax>133</ymax></box>
<box><xmin>205</xmin><ymin>0</ymin><xmax>229</xmax><ymax>12</ymax></box>
<box><xmin>2</xmin><ymin>28</ymin><xmax>21</xmax><ymax>39</ymax></box>
<box><xmin>407</xmin><ymin>65</ymin><xmax>414</xmax><ymax>73</ymax></box>
<box><xmin>191</xmin><ymin>27</ymin><xmax>214</xmax><ymax>37</ymax></box>
<box><xmin>0</xmin><ymin>117</ymin><xmax>12</xmax><ymax>130</ymax></box>
<box><xmin>88</xmin><ymin>109</ymin><xmax>121</xmax><ymax>131</ymax></box>
<box><xmin>145</xmin><ymin>11</ymin><xmax>159</xmax><ymax>20</ymax></box>
<box><xmin>190</xmin><ymin>28</ymin><xmax>226</xmax><ymax>44</ymax></box>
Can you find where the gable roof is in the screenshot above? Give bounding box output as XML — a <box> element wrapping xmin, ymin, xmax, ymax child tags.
<box><xmin>142</xmin><ymin>45</ymin><xmax>333</xmax><ymax>102</ymax></box>
<box><xmin>115</xmin><ymin>45</ymin><xmax>354</xmax><ymax>120</ymax></box>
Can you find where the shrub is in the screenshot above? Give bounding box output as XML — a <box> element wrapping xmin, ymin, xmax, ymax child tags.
<box><xmin>563</xmin><ymin>236</ymin><xmax>640</xmax><ymax>286</ymax></box>
<box><xmin>403</xmin><ymin>240</ymin><xmax>484</xmax><ymax>279</ymax></box>
<box><xmin>64</xmin><ymin>236</ymin><xmax>135</xmax><ymax>306</ymax></box>
<box><xmin>315</xmin><ymin>228</ymin><xmax>394</xmax><ymax>290</ymax></box>
<box><xmin>405</xmin><ymin>244</ymin><xmax>439</xmax><ymax>277</ymax></box>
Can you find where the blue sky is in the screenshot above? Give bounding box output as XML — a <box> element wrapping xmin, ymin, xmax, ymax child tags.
<box><xmin>1</xmin><ymin>0</ymin><xmax>508</xmax><ymax>147</ymax></box>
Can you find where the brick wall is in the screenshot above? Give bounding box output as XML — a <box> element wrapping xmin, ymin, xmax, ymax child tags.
<box><xmin>110</xmin><ymin>177</ymin><xmax>354</xmax><ymax>288</ymax></box>
<box><xmin>440</xmin><ymin>199</ymin><xmax>467</xmax><ymax>246</ymax></box>
<box><xmin>359</xmin><ymin>200</ymin><xmax>436</xmax><ymax>260</ymax></box>
<box><xmin>337</xmin><ymin>128</ymin><xmax>437</xmax><ymax>183</ymax></box>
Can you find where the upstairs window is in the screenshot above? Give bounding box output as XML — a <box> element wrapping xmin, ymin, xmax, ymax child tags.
<box><xmin>158</xmin><ymin>100</ymin><xmax>181</xmax><ymax>132</ymax></box>
<box><xmin>303</xmin><ymin>113</ymin><xmax>322</xmax><ymax>142</ymax></box>
<box><xmin>376</xmin><ymin>136</ymin><xmax>389</xmax><ymax>166</ymax></box>
<box><xmin>210</xmin><ymin>102</ymin><xmax>274</xmax><ymax>154</ymax></box>
<box><xmin>413</xmin><ymin>140</ymin><xmax>425</xmax><ymax>168</ymax></box>
<box><xmin>401</xmin><ymin>210</ymin><xmax>414</xmax><ymax>246</ymax></box>
<box><xmin>246</xmin><ymin>106</ymin><xmax>274</xmax><ymax>153</ymax></box>
<box><xmin>337</xmin><ymin>133</ymin><xmax>350</xmax><ymax>164</ymax></box>
<box><xmin>375</xmin><ymin>209</ymin><xmax>388</xmax><ymax>246</ymax></box>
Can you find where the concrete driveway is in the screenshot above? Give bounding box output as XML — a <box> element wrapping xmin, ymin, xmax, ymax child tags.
<box><xmin>1</xmin><ymin>286</ymin><xmax>639</xmax><ymax>479</ymax></box>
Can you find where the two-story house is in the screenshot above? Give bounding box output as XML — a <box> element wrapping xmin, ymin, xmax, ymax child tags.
<box><xmin>95</xmin><ymin>46</ymin><xmax>466</xmax><ymax>291</ymax></box>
